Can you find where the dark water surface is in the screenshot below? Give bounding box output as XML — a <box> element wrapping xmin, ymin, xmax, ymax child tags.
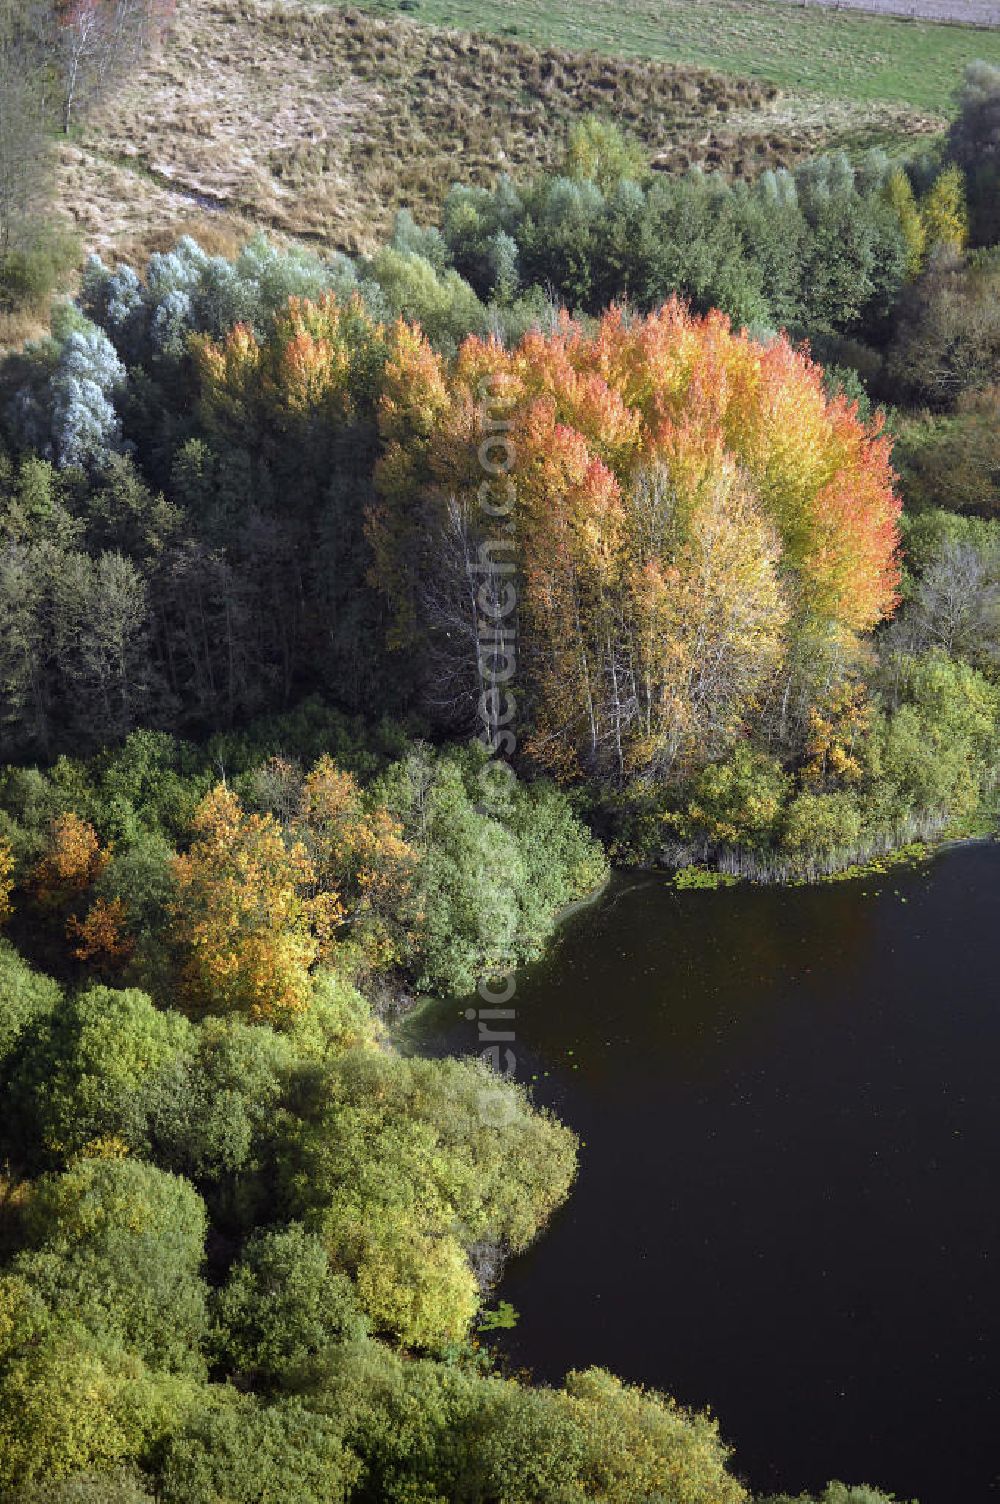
<box><xmin>409</xmin><ymin>843</ymin><xmax>1000</xmax><ymax>1503</ymax></box>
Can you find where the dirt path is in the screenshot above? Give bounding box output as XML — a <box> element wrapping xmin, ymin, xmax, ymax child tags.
<box><xmin>782</xmin><ymin>0</ymin><xmax>998</xmax><ymax>23</ymax></box>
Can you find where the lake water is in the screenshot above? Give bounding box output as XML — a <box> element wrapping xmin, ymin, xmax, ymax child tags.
<box><xmin>410</xmin><ymin>842</ymin><xmax>1000</xmax><ymax>1503</ymax></box>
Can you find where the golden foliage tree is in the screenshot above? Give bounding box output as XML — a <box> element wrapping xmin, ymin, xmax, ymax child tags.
<box><xmin>885</xmin><ymin>167</ymin><xmax>927</xmax><ymax>279</ymax></box>
<box><xmin>170</xmin><ymin>784</ymin><xmax>342</xmax><ymax>1023</ymax></box>
<box><xmin>30</xmin><ymin>813</ymin><xmax>108</xmax><ymax>908</ymax></box>
<box><xmin>0</xmin><ymin>840</ymin><xmax>13</xmax><ymax>926</ymax></box>
<box><xmin>298</xmin><ymin>756</ymin><xmax>418</xmax><ymax>973</ymax></box>
<box><xmin>801</xmin><ymin>679</ymin><xmax>873</xmax><ymax>790</ymax></box>
<box><xmin>921</xmin><ymin>164</ymin><xmax>969</xmax><ymax>259</ymax></box>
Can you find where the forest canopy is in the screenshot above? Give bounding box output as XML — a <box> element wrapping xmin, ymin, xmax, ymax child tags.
<box><xmin>0</xmin><ymin>47</ymin><xmax>999</xmax><ymax>1504</ymax></box>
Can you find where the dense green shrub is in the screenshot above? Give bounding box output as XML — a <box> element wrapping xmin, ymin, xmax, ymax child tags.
<box><xmin>887</xmin><ymin>251</ymin><xmax>1000</xmax><ymax>409</ymax></box>
<box><xmin>892</xmin><ymin>389</ymin><xmax>1000</xmax><ymax>516</ymax></box>
<box><xmin>321</xmin><ymin>1342</ymin><xmax>746</xmax><ymax>1504</ymax></box>
<box><xmin>156</xmin><ymin>1397</ymin><xmax>359</xmax><ymax>1504</ymax></box>
<box><xmin>680</xmin><ymin>747</ymin><xmax>791</xmax><ymax>854</ymax></box>
<box><xmin>7</xmin><ymin>985</ymin><xmax>194</xmax><ymax>1166</ymax></box>
<box><xmin>279</xmin><ymin>1046</ymin><xmax>577</xmax><ymax>1350</ymax></box>
<box><xmin>377</xmin><ymin>744</ymin><xmax>607</xmax><ymax>994</ymax></box>
<box><xmin>0</xmin><ymin>1278</ymin><xmax>199</xmax><ymax>1495</ymax></box>
<box><xmin>11</xmin><ymin>1158</ymin><xmax>209</xmax><ymax>1375</ymax></box>
<box><xmin>0</xmin><ymin>940</ymin><xmax>60</xmax><ymax>1063</ymax></box>
<box><xmin>212</xmin><ymin>1223</ymin><xmax>367</xmax><ymax>1389</ymax></box>
<box><xmin>866</xmin><ymin>650</ymin><xmax>1000</xmax><ymax>825</ymax></box>
<box><xmin>761</xmin><ymin>1485</ymin><xmax>914</xmax><ymax>1504</ymax></box>
<box><xmin>12</xmin><ymin>1470</ymin><xmax>155</xmax><ymax>1504</ymax></box>
<box><xmin>0</xmin><ymin>225</ymin><xmax>80</xmax><ymax>316</ymax></box>
<box><xmin>781</xmin><ymin>791</ymin><xmax>864</xmax><ymax>862</ymax></box>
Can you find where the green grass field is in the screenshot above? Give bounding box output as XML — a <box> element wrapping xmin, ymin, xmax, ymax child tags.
<box><xmin>343</xmin><ymin>0</ymin><xmax>1000</xmax><ymax>112</ymax></box>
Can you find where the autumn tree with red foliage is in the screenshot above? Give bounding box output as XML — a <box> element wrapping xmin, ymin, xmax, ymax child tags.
<box><xmin>370</xmin><ymin>301</ymin><xmax>902</xmax><ymax>782</ymax></box>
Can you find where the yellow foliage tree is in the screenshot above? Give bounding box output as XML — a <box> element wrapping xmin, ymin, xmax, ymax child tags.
<box><xmin>921</xmin><ymin>164</ymin><xmax>969</xmax><ymax>259</ymax></box>
<box><xmin>171</xmin><ymin>784</ymin><xmax>343</xmax><ymax>1023</ymax></box>
<box><xmin>0</xmin><ymin>841</ymin><xmax>13</xmax><ymax>926</ymax></box>
<box><xmin>563</xmin><ymin>117</ymin><xmax>648</xmax><ymax>190</ymax></box>
<box><xmin>298</xmin><ymin>756</ymin><xmax>419</xmax><ymax>973</ymax></box>
<box><xmin>801</xmin><ymin>679</ymin><xmax>873</xmax><ymax>790</ymax></box>
<box><xmin>885</xmin><ymin>167</ymin><xmax>927</xmax><ymax>279</ymax></box>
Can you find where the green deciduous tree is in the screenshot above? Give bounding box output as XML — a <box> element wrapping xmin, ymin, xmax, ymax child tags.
<box><xmin>280</xmin><ymin>1047</ymin><xmax>577</xmax><ymax>1351</ymax></box>
<box><xmin>0</xmin><ymin>1269</ymin><xmax>201</xmax><ymax>1492</ymax></box>
<box><xmin>9</xmin><ymin>985</ymin><xmax>192</xmax><ymax>1165</ymax></box>
<box><xmin>155</xmin><ymin>1396</ymin><xmax>359</xmax><ymax>1504</ymax></box>
<box><xmin>0</xmin><ymin>941</ymin><xmax>60</xmax><ymax>1065</ymax></box>
<box><xmin>563</xmin><ymin>117</ymin><xmax>649</xmax><ymax>193</ymax></box>
<box><xmin>12</xmin><ymin>1157</ymin><xmax>209</xmax><ymax>1374</ymax></box>
<box><xmin>868</xmin><ymin>649</ymin><xmax>1000</xmax><ymax>823</ymax></box>
<box><xmin>212</xmin><ymin>1223</ymin><xmax>366</xmax><ymax>1390</ymax></box>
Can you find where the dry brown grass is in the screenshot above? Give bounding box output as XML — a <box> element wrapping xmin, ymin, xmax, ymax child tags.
<box><xmin>56</xmin><ymin>0</ymin><xmax>944</xmax><ymax>261</ymax></box>
<box><xmin>0</xmin><ymin>307</ymin><xmax>52</xmax><ymax>353</ymax></box>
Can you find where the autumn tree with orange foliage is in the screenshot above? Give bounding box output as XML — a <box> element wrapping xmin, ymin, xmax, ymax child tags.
<box><xmin>170</xmin><ymin>784</ymin><xmax>344</xmax><ymax>1023</ymax></box>
<box><xmin>67</xmin><ymin>897</ymin><xmax>134</xmax><ymax>968</ymax></box>
<box><xmin>28</xmin><ymin>813</ymin><xmax>131</xmax><ymax>967</ymax></box>
<box><xmin>189</xmin><ymin>291</ymin><xmax>395</xmax><ymax>706</ymax></box>
<box><xmin>30</xmin><ymin>813</ymin><xmax>109</xmax><ymax>908</ymax></box>
<box><xmin>192</xmin><ymin>293</ymin><xmax>388</xmax><ymax>462</ymax></box>
<box><xmin>370</xmin><ymin>301</ymin><xmax>901</xmax><ymax>782</ymax></box>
